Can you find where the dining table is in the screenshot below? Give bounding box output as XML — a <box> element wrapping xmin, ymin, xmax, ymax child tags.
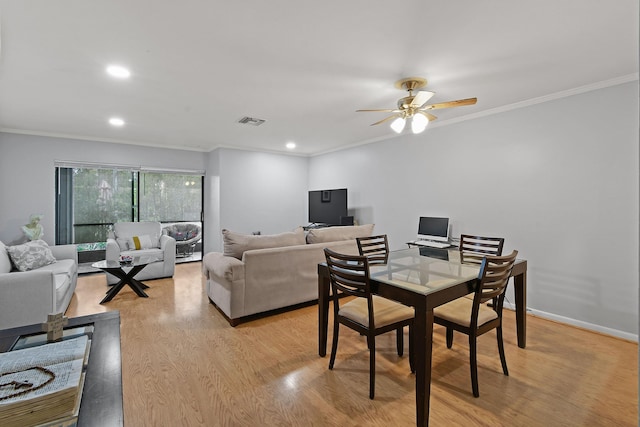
<box><xmin>317</xmin><ymin>246</ymin><xmax>527</xmax><ymax>427</ymax></box>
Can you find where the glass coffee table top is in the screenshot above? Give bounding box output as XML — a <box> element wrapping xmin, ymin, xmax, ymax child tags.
<box><xmin>91</xmin><ymin>256</ymin><xmax>160</xmax><ymax>270</ymax></box>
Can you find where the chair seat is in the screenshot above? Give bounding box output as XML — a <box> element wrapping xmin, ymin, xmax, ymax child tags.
<box><xmin>434</xmin><ymin>297</ymin><xmax>498</xmax><ymax>327</ymax></box>
<box><xmin>119</xmin><ymin>248</ymin><xmax>164</xmax><ymax>259</ymax></box>
<box><xmin>340</xmin><ymin>295</ymin><xmax>414</xmax><ymax>328</ymax></box>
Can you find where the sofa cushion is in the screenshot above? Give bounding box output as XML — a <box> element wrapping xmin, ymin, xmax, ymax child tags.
<box><xmin>35</xmin><ymin>258</ymin><xmax>78</xmax><ymax>277</ymax></box>
<box><xmin>305</xmin><ymin>224</ymin><xmax>375</xmax><ymax>244</ymax></box>
<box><xmin>6</xmin><ymin>240</ymin><xmax>57</xmax><ymax>272</ymax></box>
<box><xmin>223</xmin><ymin>227</ymin><xmax>306</xmax><ymax>260</ymax></box>
<box><xmin>120</xmin><ymin>248</ymin><xmax>165</xmax><ymax>260</ymax></box>
<box><xmin>0</xmin><ymin>241</ymin><xmax>11</xmax><ymax>274</ymax></box>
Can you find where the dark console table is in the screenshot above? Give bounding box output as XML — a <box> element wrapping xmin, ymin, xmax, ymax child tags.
<box><xmin>0</xmin><ymin>311</ymin><xmax>124</xmax><ymax>426</ymax></box>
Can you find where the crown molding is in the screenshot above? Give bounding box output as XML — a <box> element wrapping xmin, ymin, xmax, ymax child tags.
<box><xmin>429</xmin><ymin>73</ymin><xmax>639</xmax><ymax>129</ymax></box>
<box><xmin>0</xmin><ymin>128</ymin><xmax>210</xmax><ymax>152</ymax></box>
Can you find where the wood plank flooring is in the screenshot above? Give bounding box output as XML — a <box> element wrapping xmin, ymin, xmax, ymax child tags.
<box><xmin>67</xmin><ymin>262</ymin><xmax>638</xmax><ymax>426</ymax></box>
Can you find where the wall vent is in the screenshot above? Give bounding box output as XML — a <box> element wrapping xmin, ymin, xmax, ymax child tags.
<box><xmin>237</xmin><ymin>116</ymin><xmax>266</xmax><ymax>126</ymax></box>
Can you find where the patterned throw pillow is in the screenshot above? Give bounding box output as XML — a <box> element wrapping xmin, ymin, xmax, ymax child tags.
<box><xmin>6</xmin><ymin>240</ymin><xmax>56</xmax><ymax>272</ymax></box>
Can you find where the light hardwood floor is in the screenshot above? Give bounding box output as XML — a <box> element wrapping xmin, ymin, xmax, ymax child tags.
<box><xmin>67</xmin><ymin>262</ymin><xmax>638</xmax><ymax>426</ymax></box>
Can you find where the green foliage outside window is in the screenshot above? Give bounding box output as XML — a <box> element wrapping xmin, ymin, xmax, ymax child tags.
<box><xmin>139</xmin><ymin>174</ymin><xmax>202</xmax><ymax>222</ymax></box>
<box><xmin>64</xmin><ymin>168</ymin><xmax>202</xmax><ymax>244</ymax></box>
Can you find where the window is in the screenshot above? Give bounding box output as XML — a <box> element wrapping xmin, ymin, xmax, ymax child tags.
<box><xmin>55</xmin><ymin>164</ymin><xmax>204</xmax><ymax>260</ymax></box>
<box><xmin>139</xmin><ymin>173</ymin><xmax>202</xmax><ymax>223</ymax></box>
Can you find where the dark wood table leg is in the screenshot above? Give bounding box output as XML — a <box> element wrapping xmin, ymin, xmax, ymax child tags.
<box><xmin>513</xmin><ymin>262</ymin><xmax>527</xmax><ymax>348</ymax></box>
<box><xmin>318</xmin><ymin>267</ymin><xmax>330</xmax><ymax>357</ymax></box>
<box><xmin>414</xmin><ymin>299</ymin><xmax>431</xmax><ymax>427</ymax></box>
<box><xmin>102</xmin><ymin>279</ymin><xmax>128</xmax><ymax>303</ymax></box>
<box><xmin>100</xmin><ymin>265</ymin><xmax>150</xmax><ymax>303</ymax></box>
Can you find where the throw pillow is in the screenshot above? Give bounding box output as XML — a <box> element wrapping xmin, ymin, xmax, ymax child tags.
<box><xmin>306</xmin><ymin>224</ymin><xmax>375</xmax><ymax>244</ymax></box>
<box><xmin>6</xmin><ymin>240</ymin><xmax>57</xmax><ymax>272</ymax></box>
<box><xmin>127</xmin><ymin>235</ymin><xmax>154</xmax><ymax>250</ymax></box>
<box><xmin>223</xmin><ymin>227</ymin><xmax>306</xmax><ymax>260</ymax></box>
<box><xmin>116</xmin><ymin>238</ymin><xmax>129</xmax><ymax>251</ymax></box>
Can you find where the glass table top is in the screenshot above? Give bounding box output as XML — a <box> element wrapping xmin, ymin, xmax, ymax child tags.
<box><xmin>91</xmin><ymin>256</ymin><xmax>160</xmax><ymax>269</ymax></box>
<box><xmin>368</xmin><ymin>247</ymin><xmax>481</xmax><ymax>296</ymax></box>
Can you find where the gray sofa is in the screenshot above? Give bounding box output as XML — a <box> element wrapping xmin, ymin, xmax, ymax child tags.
<box><xmin>0</xmin><ymin>240</ymin><xmax>78</xmax><ymax>330</ymax></box>
<box><xmin>202</xmin><ymin>224</ymin><xmax>374</xmax><ymax>326</ymax></box>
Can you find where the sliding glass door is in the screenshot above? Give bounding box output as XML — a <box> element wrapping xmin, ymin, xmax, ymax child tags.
<box><xmin>139</xmin><ymin>173</ymin><xmax>202</xmax><ymax>224</ymax></box>
<box><xmin>55</xmin><ymin>164</ymin><xmax>203</xmax><ymax>261</ymax></box>
<box><xmin>138</xmin><ymin>173</ymin><xmax>203</xmax><ymax>259</ymax></box>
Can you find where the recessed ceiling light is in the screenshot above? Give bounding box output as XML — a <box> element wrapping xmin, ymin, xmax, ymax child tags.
<box><xmin>109</xmin><ymin>117</ymin><xmax>125</xmax><ymax>127</ymax></box>
<box><xmin>106</xmin><ymin>65</ymin><xmax>131</xmax><ymax>79</ymax></box>
<box><xmin>286</xmin><ymin>142</ymin><xmax>296</xmax><ymax>149</ymax></box>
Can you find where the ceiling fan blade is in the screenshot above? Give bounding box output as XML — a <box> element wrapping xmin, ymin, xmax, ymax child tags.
<box><xmin>370</xmin><ymin>115</ymin><xmax>400</xmax><ymax>126</ymax></box>
<box><xmin>422</xmin><ymin>97</ymin><xmax>477</xmax><ymax>110</ymax></box>
<box><xmin>356</xmin><ymin>109</ymin><xmax>400</xmax><ymax>113</ymax></box>
<box><xmin>415</xmin><ymin>111</ymin><xmax>438</xmax><ymax>122</ymax></box>
<box><xmin>424</xmin><ymin>112</ymin><xmax>437</xmax><ymax>121</ymax></box>
<box><xmin>409</xmin><ymin>91</ymin><xmax>435</xmax><ymax>108</ymax></box>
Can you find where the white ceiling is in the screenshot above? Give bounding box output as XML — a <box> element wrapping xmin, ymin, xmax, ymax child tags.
<box><xmin>0</xmin><ymin>1</ymin><xmax>637</xmax><ymax>155</ymax></box>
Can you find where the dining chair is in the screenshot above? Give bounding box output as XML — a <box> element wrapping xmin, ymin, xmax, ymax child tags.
<box><xmin>324</xmin><ymin>248</ymin><xmax>414</xmax><ymax>399</ymax></box>
<box><xmin>458</xmin><ymin>234</ymin><xmax>505</xmax><ymax>263</ymax></box>
<box><xmin>433</xmin><ymin>250</ymin><xmax>518</xmax><ymax>397</ymax></box>
<box><xmin>356</xmin><ymin>234</ymin><xmax>389</xmax><ymax>265</ymax></box>
<box><xmin>459</xmin><ymin>234</ymin><xmax>505</xmax><ymax>303</ymax></box>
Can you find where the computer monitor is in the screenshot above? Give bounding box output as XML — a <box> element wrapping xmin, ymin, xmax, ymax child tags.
<box><xmin>417</xmin><ymin>216</ymin><xmax>450</xmax><ymax>242</ymax></box>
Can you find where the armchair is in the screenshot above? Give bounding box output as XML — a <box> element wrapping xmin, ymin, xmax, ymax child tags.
<box><xmin>105</xmin><ymin>221</ymin><xmax>176</xmax><ymax>285</ymax></box>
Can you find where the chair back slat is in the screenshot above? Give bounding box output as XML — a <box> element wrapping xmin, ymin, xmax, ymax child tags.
<box><xmin>324</xmin><ymin>248</ymin><xmax>370</xmax><ymax>299</ymax></box>
<box><xmin>356</xmin><ymin>235</ymin><xmax>389</xmax><ymax>265</ymax></box>
<box><xmin>475</xmin><ymin>251</ymin><xmax>518</xmax><ymax>304</ymax></box>
<box><xmin>459</xmin><ymin>234</ymin><xmax>504</xmax><ymax>265</ymax></box>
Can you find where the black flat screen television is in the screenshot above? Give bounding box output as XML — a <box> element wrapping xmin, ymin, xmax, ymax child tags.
<box><xmin>308</xmin><ymin>188</ymin><xmax>348</xmax><ymax>225</ymax></box>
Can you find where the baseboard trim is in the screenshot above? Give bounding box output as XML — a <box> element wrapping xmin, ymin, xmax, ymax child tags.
<box><xmin>208</xmin><ymin>297</ymin><xmax>319</xmax><ymax>327</ymax></box>
<box><xmin>504</xmin><ymin>302</ymin><xmax>638</xmax><ymax>342</ymax></box>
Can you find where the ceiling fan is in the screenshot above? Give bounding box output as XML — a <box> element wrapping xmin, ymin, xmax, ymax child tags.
<box><xmin>357</xmin><ymin>77</ymin><xmax>477</xmax><ymax>134</ymax></box>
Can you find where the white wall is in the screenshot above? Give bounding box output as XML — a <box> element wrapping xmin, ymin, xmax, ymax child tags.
<box><xmin>309</xmin><ymin>81</ymin><xmax>639</xmax><ymax>338</ymax></box>
<box><xmin>0</xmin><ymin>133</ymin><xmax>205</xmax><ymax>245</ymax></box>
<box><xmin>203</xmin><ymin>149</ymin><xmax>221</xmax><ymax>254</ymax></box>
<box><xmin>206</xmin><ymin>148</ymin><xmax>309</xmax><ymax>252</ymax></box>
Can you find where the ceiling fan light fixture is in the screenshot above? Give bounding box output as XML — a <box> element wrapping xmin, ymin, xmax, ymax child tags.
<box><xmin>390</xmin><ymin>117</ymin><xmax>406</xmax><ymax>133</ymax></box>
<box><xmin>411</xmin><ymin>113</ymin><xmax>429</xmax><ymax>134</ymax></box>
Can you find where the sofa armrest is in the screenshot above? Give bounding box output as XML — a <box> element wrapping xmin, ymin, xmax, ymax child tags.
<box><xmin>160</xmin><ymin>235</ymin><xmax>176</xmax><ymax>265</ymax></box>
<box><xmin>0</xmin><ymin>270</ymin><xmax>56</xmax><ymax>329</ymax></box>
<box><xmin>49</xmin><ymin>244</ymin><xmax>78</xmax><ymax>263</ymax></box>
<box><xmin>202</xmin><ymin>252</ymin><xmax>244</xmax><ymax>282</ymax></box>
<box><xmin>106</xmin><ymin>238</ymin><xmax>121</xmax><ymax>261</ymax></box>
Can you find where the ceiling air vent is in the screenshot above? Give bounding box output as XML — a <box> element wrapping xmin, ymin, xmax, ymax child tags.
<box><xmin>237</xmin><ymin>116</ymin><xmax>266</xmax><ymax>126</ymax></box>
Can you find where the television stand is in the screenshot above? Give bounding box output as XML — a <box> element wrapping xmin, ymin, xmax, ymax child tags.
<box><xmin>303</xmin><ymin>223</ymin><xmax>330</xmax><ymax>230</ymax></box>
